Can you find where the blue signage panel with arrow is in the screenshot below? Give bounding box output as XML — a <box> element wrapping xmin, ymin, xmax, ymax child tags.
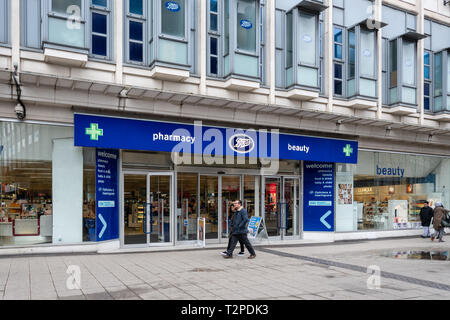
<box><xmin>96</xmin><ymin>149</ymin><xmax>119</xmax><ymax>241</ymax></box>
<box><xmin>303</xmin><ymin>161</ymin><xmax>335</xmax><ymax>232</ymax></box>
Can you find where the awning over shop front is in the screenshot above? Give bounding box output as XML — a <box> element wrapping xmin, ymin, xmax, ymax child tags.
<box><xmin>74</xmin><ymin>114</ymin><xmax>358</xmax><ymax>164</ymax></box>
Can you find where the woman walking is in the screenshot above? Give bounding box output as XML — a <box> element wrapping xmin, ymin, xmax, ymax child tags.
<box><xmin>431</xmin><ymin>202</ymin><xmax>450</xmax><ymax>242</ymax></box>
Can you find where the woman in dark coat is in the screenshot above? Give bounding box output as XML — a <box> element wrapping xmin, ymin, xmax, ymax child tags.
<box><xmin>431</xmin><ymin>203</ymin><xmax>450</xmax><ymax>242</ymax></box>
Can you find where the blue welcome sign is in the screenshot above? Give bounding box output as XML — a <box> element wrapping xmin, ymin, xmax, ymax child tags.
<box><xmin>240</xmin><ymin>19</ymin><xmax>253</xmax><ymax>29</ymax></box>
<box><xmin>165</xmin><ymin>1</ymin><xmax>180</xmax><ymax>12</ymax></box>
<box><xmin>96</xmin><ymin>149</ymin><xmax>119</xmax><ymax>241</ymax></box>
<box><xmin>303</xmin><ymin>162</ymin><xmax>335</xmax><ymax>232</ymax></box>
<box><xmin>75</xmin><ymin>114</ymin><xmax>358</xmax><ymax>164</ymax></box>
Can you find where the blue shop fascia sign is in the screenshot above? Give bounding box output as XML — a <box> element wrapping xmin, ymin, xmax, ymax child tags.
<box><xmin>74</xmin><ymin>114</ymin><xmax>358</xmax><ymax>164</ymax></box>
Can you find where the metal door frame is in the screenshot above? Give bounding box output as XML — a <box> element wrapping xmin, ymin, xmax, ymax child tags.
<box><xmin>262</xmin><ymin>175</ymin><xmax>301</xmax><ymax>241</ymax></box>
<box><xmin>121</xmin><ymin>170</ymin><xmax>175</xmax><ymax>248</ymax></box>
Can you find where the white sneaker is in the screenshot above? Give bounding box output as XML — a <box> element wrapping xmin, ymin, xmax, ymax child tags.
<box><xmin>220</xmin><ymin>251</ymin><xmax>228</xmax><ymax>256</ymax></box>
<box><xmin>237</xmin><ymin>252</ymin><xmax>245</xmax><ymax>256</ymax></box>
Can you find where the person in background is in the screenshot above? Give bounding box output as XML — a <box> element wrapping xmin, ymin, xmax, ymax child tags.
<box><xmin>431</xmin><ymin>202</ymin><xmax>450</xmax><ymax>242</ymax></box>
<box><xmin>420</xmin><ymin>201</ymin><xmax>434</xmax><ymax>238</ymax></box>
<box><xmin>223</xmin><ymin>200</ymin><xmax>256</xmax><ymax>259</ymax></box>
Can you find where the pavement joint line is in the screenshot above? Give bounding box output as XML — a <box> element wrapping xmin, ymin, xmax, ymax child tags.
<box><xmin>259</xmin><ymin>248</ymin><xmax>450</xmax><ymax>293</ymax></box>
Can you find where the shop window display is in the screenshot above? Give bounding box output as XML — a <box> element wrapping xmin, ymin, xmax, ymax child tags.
<box><xmin>336</xmin><ymin>151</ymin><xmax>450</xmax><ymax>232</ymax></box>
<box><xmin>0</xmin><ymin>122</ymin><xmax>72</xmax><ymax>246</ymax></box>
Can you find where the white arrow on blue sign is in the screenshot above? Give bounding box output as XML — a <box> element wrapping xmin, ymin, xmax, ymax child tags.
<box><xmin>320</xmin><ymin>210</ymin><xmax>332</xmax><ymax>229</ymax></box>
<box><xmin>98</xmin><ymin>214</ymin><xmax>107</xmax><ymax>239</ymax></box>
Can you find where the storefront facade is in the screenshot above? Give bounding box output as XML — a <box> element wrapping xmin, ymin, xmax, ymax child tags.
<box><xmin>0</xmin><ymin>0</ymin><xmax>449</xmax><ymax>252</ymax></box>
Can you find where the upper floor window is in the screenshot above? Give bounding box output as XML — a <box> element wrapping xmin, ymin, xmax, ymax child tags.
<box><xmin>347</xmin><ymin>23</ymin><xmax>378</xmax><ymax>99</ymax></box>
<box><xmin>48</xmin><ymin>0</ymin><xmax>86</xmax><ymax>48</ymax></box>
<box><xmin>124</xmin><ymin>0</ymin><xmax>196</xmax><ymax>72</ymax></box>
<box><xmin>91</xmin><ymin>0</ymin><xmax>112</xmax><ymax>59</ymax></box>
<box><xmin>333</xmin><ymin>26</ymin><xmax>344</xmax><ymax>96</ymax></box>
<box><xmin>0</xmin><ymin>0</ymin><xmax>9</xmax><ymax>45</ymax></box>
<box><xmin>207</xmin><ymin>0</ymin><xmax>262</xmax><ymax>80</ymax></box>
<box><xmin>424</xmin><ymin>51</ymin><xmax>432</xmax><ymax>111</ymax></box>
<box><xmin>285</xmin><ymin>3</ymin><xmax>326</xmax><ymax>90</ymax></box>
<box><xmin>433</xmin><ymin>49</ymin><xmax>450</xmax><ymax>112</ymax></box>
<box><xmin>388</xmin><ymin>33</ymin><xmax>426</xmax><ymax>106</ymax></box>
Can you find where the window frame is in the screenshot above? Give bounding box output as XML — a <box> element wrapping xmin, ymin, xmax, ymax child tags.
<box><xmin>89</xmin><ymin>0</ymin><xmax>113</xmax><ymax>61</ymax></box>
<box><xmin>125</xmin><ymin>0</ymin><xmax>147</xmax><ymax>65</ymax></box>
<box><xmin>46</xmin><ymin>0</ymin><xmax>88</xmax><ymax>49</ymax></box>
<box><xmin>0</xmin><ymin>0</ymin><xmax>9</xmax><ymax>45</ymax></box>
<box><xmin>333</xmin><ymin>25</ymin><xmax>345</xmax><ymax>97</ymax></box>
<box><xmin>424</xmin><ymin>50</ymin><xmax>433</xmax><ymax>112</ymax></box>
<box><xmin>207</xmin><ymin>0</ymin><xmax>222</xmax><ymax>77</ymax></box>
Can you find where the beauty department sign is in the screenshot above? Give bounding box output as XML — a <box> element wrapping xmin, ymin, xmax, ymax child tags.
<box><xmin>74</xmin><ymin>114</ymin><xmax>358</xmax><ymax>165</ymax></box>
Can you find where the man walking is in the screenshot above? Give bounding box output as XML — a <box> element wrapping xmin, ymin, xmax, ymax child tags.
<box><xmin>420</xmin><ymin>201</ymin><xmax>434</xmax><ymax>238</ymax></box>
<box><xmin>221</xmin><ymin>202</ymin><xmax>245</xmax><ymax>256</ymax></box>
<box><xmin>223</xmin><ymin>200</ymin><xmax>256</xmax><ymax>259</ymax></box>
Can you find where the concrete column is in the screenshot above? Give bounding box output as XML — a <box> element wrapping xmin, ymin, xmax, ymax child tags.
<box><xmin>325</xmin><ymin>0</ymin><xmax>333</xmax><ymax>113</ymax></box>
<box><xmin>417</xmin><ymin>0</ymin><xmax>425</xmax><ymax>125</ymax></box>
<box><xmin>267</xmin><ymin>0</ymin><xmax>276</xmax><ymax>105</ymax></box>
<box><xmin>114</xmin><ymin>0</ymin><xmax>124</xmax><ymax>84</ymax></box>
<box><xmin>376</xmin><ymin>0</ymin><xmax>382</xmax><ymax>119</ymax></box>
<box><xmin>10</xmin><ymin>0</ymin><xmax>20</xmax><ymax>71</ymax></box>
<box><xmin>199</xmin><ymin>0</ymin><xmax>207</xmax><ymax>95</ymax></box>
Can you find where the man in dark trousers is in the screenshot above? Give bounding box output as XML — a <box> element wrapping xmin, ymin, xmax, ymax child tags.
<box><xmin>223</xmin><ymin>200</ymin><xmax>256</xmax><ymax>259</ymax></box>
<box><xmin>221</xmin><ymin>202</ymin><xmax>245</xmax><ymax>256</ymax></box>
<box><xmin>420</xmin><ymin>201</ymin><xmax>434</xmax><ymax>238</ymax></box>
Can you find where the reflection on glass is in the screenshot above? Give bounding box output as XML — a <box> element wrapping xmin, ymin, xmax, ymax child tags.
<box><xmin>221</xmin><ymin>176</ymin><xmax>240</xmax><ymax>238</ymax></box>
<box><xmin>149</xmin><ymin>175</ymin><xmax>171</xmax><ymax>243</ymax></box>
<box><xmin>124</xmin><ymin>174</ymin><xmax>147</xmax><ymax>245</ymax></box>
<box><xmin>264</xmin><ymin>177</ymin><xmax>280</xmax><ymax>237</ymax></box>
<box><xmin>200</xmin><ymin>176</ymin><xmax>219</xmax><ymax>239</ymax></box>
<box><xmin>177</xmin><ymin>173</ymin><xmax>198</xmax><ymax>241</ymax></box>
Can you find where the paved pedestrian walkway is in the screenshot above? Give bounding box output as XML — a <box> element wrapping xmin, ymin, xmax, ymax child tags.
<box><xmin>1</xmin><ymin>236</ymin><xmax>450</xmax><ymax>300</ymax></box>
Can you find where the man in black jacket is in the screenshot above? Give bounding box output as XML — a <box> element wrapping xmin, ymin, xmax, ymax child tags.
<box><xmin>223</xmin><ymin>200</ymin><xmax>256</xmax><ymax>259</ymax></box>
<box><xmin>420</xmin><ymin>201</ymin><xmax>434</xmax><ymax>238</ymax></box>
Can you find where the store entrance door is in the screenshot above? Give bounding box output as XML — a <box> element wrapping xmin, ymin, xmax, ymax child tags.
<box><xmin>221</xmin><ymin>175</ymin><xmax>241</xmax><ymax>239</ymax></box>
<box><xmin>199</xmin><ymin>175</ymin><xmax>219</xmax><ymax>241</ymax></box>
<box><xmin>262</xmin><ymin>176</ymin><xmax>301</xmax><ymax>240</ymax></box>
<box><xmin>123</xmin><ymin>172</ymin><xmax>174</xmax><ymax>246</ymax></box>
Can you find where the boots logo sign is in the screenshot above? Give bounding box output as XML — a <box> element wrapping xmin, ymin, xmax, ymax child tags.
<box><xmin>229</xmin><ymin>134</ymin><xmax>255</xmax><ymax>154</ymax></box>
<box><xmin>240</xmin><ymin>19</ymin><xmax>253</xmax><ymax>29</ymax></box>
<box><xmin>165</xmin><ymin>1</ymin><xmax>181</xmax><ymax>12</ymax></box>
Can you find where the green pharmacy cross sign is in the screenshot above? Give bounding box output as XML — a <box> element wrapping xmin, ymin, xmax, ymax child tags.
<box><xmin>343</xmin><ymin>144</ymin><xmax>353</xmax><ymax>157</ymax></box>
<box><xmin>85</xmin><ymin>123</ymin><xmax>103</xmax><ymax>141</ymax></box>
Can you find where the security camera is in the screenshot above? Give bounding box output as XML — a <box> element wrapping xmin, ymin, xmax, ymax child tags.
<box><xmin>15</xmin><ymin>103</ymin><xmax>25</xmax><ymax>120</ymax></box>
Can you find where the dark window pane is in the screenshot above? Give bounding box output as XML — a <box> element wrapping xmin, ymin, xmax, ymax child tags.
<box><xmin>210</xmin><ymin>57</ymin><xmax>218</xmax><ymax>74</ymax></box>
<box><xmin>210</xmin><ymin>14</ymin><xmax>218</xmax><ymax>31</ymax></box>
<box><xmin>424</xmin><ymin>66</ymin><xmax>430</xmax><ymax>80</ymax></box>
<box><xmin>334</xmin><ymin>27</ymin><xmax>342</xmax><ymax>43</ymax></box>
<box><xmin>334</xmin><ymin>44</ymin><xmax>342</xmax><ymax>59</ymax></box>
<box><xmin>93</xmin><ymin>0</ymin><xmax>107</xmax><ymax>7</ymax></box>
<box><xmin>92</xmin><ymin>34</ymin><xmax>107</xmax><ymax>56</ymax></box>
<box><xmin>210</xmin><ymin>0</ymin><xmax>217</xmax><ymax>12</ymax></box>
<box><xmin>130</xmin><ymin>42</ymin><xmax>143</xmax><ymax>61</ymax></box>
<box><xmin>129</xmin><ymin>21</ymin><xmax>143</xmax><ymax>41</ymax></box>
<box><xmin>424</xmin><ymin>82</ymin><xmax>430</xmax><ymax>96</ymax></box>
<box><xmin>210</xmin><ymin>37</ymin><xmax>218</xmax><ymax>56</ymax></box>
<box><xmin>424</xmin><ymin>52</ymin><xmax>430</xmax><ymax>65</ymax></box>
<box><xmin>129</xmin><ymin>0</ymin><xmax>143</xmax><ymax>15</ymax></box>
<box><xmin>334</xmin><ymin>80</ymin><xmax>342</xmax><ymax>95</ymax></box>
<box><xmin>92</xmin><ymin>13</ymin><xmax>107</xmax><ymax>35</ymax></box>
<box><xmin>424</xmin><ymin>97</ymin><xmax>430</xmax><ymax>110</ymax></box>
<box><xmin>334</xmin><ymin>63</ymin><xmax>342</xmax><ymax>79</ymax></box>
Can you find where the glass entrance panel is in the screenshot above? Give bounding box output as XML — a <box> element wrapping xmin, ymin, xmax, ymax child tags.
<box><xmin>221</xmin><ymin>176</ymin><xmax>240</xmax><ymax>238</ymax></box>
<box><xmin>283</xmin><ymin>178</ymin><xmax>299</xmax><ymax>237</ymax></box>
<box><xmin>124</xmin><ymin>174</ymin><xmax>147</xmax><ymax>245</ymax></box>
<box><xmin>177</xmin><ymin>173</ymin><xmax>198</xmax><ymax>241</ymax></box>
<box><xmin>149</xmin><ymin>175</ymin><xmax>171</xmax><ymax>243</ymax></box>
<box><xmin>264</xmin><ymin>177</ymin><xmax>281</xmax><ymax>237</ymax></box>
<box><xmin>200</xmin><ymin>176</ymin><xmax>219</xmax><ymax>240</ymax></box>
